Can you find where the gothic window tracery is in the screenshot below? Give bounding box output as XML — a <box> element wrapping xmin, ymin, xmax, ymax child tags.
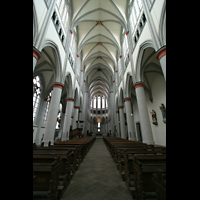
<box><xmin>33</xmin><ymin>76</ymin><xmax>41</xmax><ymax>122</ymax></box>
<box><xmin>43</xmin><ymin>90</ymin><xmax>53</xmax><ymax>125</ymax></box>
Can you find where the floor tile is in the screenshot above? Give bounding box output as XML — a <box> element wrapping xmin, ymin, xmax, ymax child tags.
<box><xmin>60</xmin><ymin>139</ymin><xmax>133</xmax><ymax>200</ymax></box>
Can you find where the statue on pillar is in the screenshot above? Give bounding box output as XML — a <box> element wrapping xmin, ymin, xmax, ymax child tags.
<box><xmin>150</xmin><ymin>110</ymin><xmax>158</xmax><ymax>125</ymax></box>
<box><xmin>159</xmin><ymin>103</ymin><xmax>166</xmax><ymax>123</ymax></box>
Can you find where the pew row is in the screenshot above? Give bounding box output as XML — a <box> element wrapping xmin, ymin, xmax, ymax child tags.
<box><xmin>33</xmin><ymin>136</ymin><xmax>96</xmax><ymax>199</ymax></box>
<box><xmin>103</xmin><ymin>136</ymin><xmax>166</xmax><ymax>200</ymax></box>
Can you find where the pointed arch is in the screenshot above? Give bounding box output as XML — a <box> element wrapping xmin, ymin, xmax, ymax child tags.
<box><xmin>41</xmin><ymin>39</ymin><xmax>62</xmax><ymax>83</ymax></box>
<box><xmin>125</xmin><ymin>72</ymin><xmax>133</xmax><ymax>98</ymax></box>
<box><xmin>135</xmin><ymin>40</ymin><xmax>155</xmax><ymax>82</ymax></box>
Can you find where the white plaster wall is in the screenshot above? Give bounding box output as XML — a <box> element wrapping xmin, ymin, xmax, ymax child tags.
<box><xmin>33</xmin><ymin>126</ymin><xmax>38</xmax><ymax>143</ymax></box>
<box><xmin>33</xmin><ymin>0</ymin><xmax>47</xmax><ymax>33</ymax></box>
<box><xmin>132</xmin><ymin>24</ymin><xmax>152</xmax><ymax>73</ymax></box>
<box><xmin>150</xmin><ymin>0</ymin><xmax>165</xmax><ymax>35</ymax></box>
<box><xmin>146</xmin><ymin>74</ymin><xmax>166</xmax><ymax>146</ymax></box>
<box><xmin>44</xmin><ymin>21</ymin><xmax>66</xmax><ymax>71</ymax></box>
<box><xmin>39</xmin><ymin>127</ymin><xmax>46</xmax><ymax>145</ymax></box>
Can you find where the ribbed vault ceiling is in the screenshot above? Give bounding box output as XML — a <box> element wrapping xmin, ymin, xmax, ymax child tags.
<box><xmin>72</xmin><ymin>0</ymin><xmax>128</xmax><ymax>98</ymax></box>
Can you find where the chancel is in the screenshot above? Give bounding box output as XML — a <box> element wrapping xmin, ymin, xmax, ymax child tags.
<box><xmin>33</xmin><ymin>0</ymin><xmax>166</xmax><ymax>199</ymax></box>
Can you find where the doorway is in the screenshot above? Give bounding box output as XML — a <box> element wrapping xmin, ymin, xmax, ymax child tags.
<box><xmin>136</xmin><ymin>122</ymin><xmax>142</xmax><ymax>142</ymax></box>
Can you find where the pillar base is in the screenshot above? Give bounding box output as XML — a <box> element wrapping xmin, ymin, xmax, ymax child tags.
<box><xmin>143</xmin><ymin>139</ymin><xmax>155</xmax><ymax>145</ymax></box>
<box><xmin>61</xmin><ymin>137</ymin><xmax>69</xmax><ymax>141</ymax></box>
<box><xmin>43</xmin><ymin>140</ymin><xmax>54</xmax><ymax>147</ymax></box>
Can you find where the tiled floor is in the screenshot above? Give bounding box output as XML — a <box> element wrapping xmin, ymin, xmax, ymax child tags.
<box><xmin>61</xmin><ymin>138</ymin><xmax>133</xmax><ymax>200</ymax></box>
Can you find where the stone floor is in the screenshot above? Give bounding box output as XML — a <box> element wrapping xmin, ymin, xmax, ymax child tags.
<box><xmin>61</xmin><ymin>138</ymin><xmax>133</xmax><ymax>200</ymax></box>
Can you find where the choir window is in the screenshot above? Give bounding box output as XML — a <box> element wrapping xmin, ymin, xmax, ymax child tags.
<box><xmin>98</xmin><ymin>122</ymin><xmax>100</xmax><ymax>132</ymax></box>
<box><xmin>98</xmin><ymin>96</ymin><xmax>101</xmax><ymax>109</ymax></box>
<box><xmin>102</xmin><ymin>96</ymin><xmax>105</xmax><ymax>109</ymax></box>
<box><xmin>93</xmin><ymin>96</ymin><xmax>97</xmax><ymax>109</ymax></box>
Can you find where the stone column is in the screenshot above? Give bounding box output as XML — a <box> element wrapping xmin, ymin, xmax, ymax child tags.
<box><xmin>156</xmin><ymin>46</ymin><xmax>166</xmax><ymax>81</ymax></box>
<box><xmin>34</xmin><ymin>98</ymin><xmax>47</xmax><ymax>145</ymax></box>
<box><xmin>124</xmin><ymin>97</ymin><xmax>136</xmax><ymax>141</ymax></box>
<box><xmin>33</xmin><ymin>46</ymin><xmax>41</xmax><ymax>72</ymax></box>
<box><xmin>62</xmin><ymin>98</ymin><xmax>74</xmax><ymax>141</ymax></box>
<box><xmin>110</xmin><ymin>91</ymin><xmax>114</xmax><ymax>134</ymax></box>
<box><xmin>133</xmin><ymin>82</ymin><xmax>154</xmax><ymax>144</ymax></box>
<box><xmin>119</xmin><ymin>106</ymin><xmax>126</xmax><ymax>139</ymax></box>
<box><xmin>72</xmin><ymin>106</ymin><xmax>79</xmax><ymax>130</ymax></box>
<box><xmin>43</xmin><ymin>83</ymin><xmax>63</xmax><ymax>146</ymax></box>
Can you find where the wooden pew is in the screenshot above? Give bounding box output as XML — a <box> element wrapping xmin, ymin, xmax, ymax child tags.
<box><xmin>35</xmin><ymin>145</ymin><xmax>84</xmax><ymax>165</ymax></box>
<box><xmin>33</xmin><ymin>153</ymin><xmax>72</xmax><ymax>199</ymax></box>
<box><xmin>33</xmin><ymin>158</ymin><xmax>61</xmax><ymax>200</ymax></box>
<box><xmin>111</xmin><ymin>144</ymin><xmax>161</xmax><ymax>164</ymax></box>
<box><xmin>152</xmin><ymin>169</ymin><xmax>166</xmax><ymax>200</ymax></box>
<box><xmin>33</xmin><ymin>137</ymin><xmax>96</xmax><ymax>198</ymax></box>
<box><xmin>119</xmin><ymin>149</ymin><xmax>166</xmax><ymax>181</ymax></box>
<box><xmin>54</xmin><ymin>136</ymin><xmax>95</xmax><ymax>153</ymax></box>
<box><xmin>33</xmin><ymin>136</ymin><xmax>96</xmax><ymax>199</ymax></box>
<box><xmin>125</xmin><ymin>155</ymin><xmax>166</xmax><ymax>198</ymax></box>
<box><xmin>132</xmin><ymin>155</ymin><xmax>166</xmax><ymax>200</ymax></box>
<box><xmin>103</xmin><ymin>136</ymin><xmax>166</xmax><ymax>199</ymax></box>
<box><xmin>33</xmin><ymin>149</ymin><xmax>79</xmax><ymax>175</ymax></box>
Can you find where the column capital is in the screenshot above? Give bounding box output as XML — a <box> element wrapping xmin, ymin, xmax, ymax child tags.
<box><xmin>156</xmin><ymin>46</ymin><xmax>166</xmax><ymax>60</ymax></box>
<box><xmin>33</xmin><ymin>46</ymin><xmax>41</xmax><ymax>60</ymax></box>
<box><xmin>74</xmin><ymin>106</ymin><xmax>79</xmax><ymax>109</ymax></box>
<box><xmin>124</xmin><ymin>97</ymin><xmax>131</xmax><ymax>102</ymax></box>
<box><xmin>118</xmin><ymin>106</ymin><xmax>124</xmax><ymax>109</ymax></box>
<box><xmin>66</xmin><ymin>98</ymin><xmax>74</xmax><ymax>102</ymax></box>
<box><xmin>133</xmin><ymin>82</ymin><xmax>144</xmax><ymax>88</ymax></box>
<box><xmin>116</xmin><ymin>111</ymin><xmax>119</xmax><ymax>113</ymax></box>
<box><xmin>53</xmin><ymin>82</ymin><xmax>64</xmax><ymax>89</ymax></box>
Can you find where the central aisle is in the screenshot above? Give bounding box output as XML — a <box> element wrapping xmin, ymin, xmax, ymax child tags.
<box><xmin>61</xmin><ymin>138</ymin><xmax>133</xmax><ymax>200</ymax></box>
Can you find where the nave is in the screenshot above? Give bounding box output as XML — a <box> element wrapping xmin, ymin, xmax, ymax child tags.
<box><xmin>33</xmin><ymin>136</ymin><xmax>166</xmax><ymax>200</ymax></box>
<box><xmin>61</xmin><ymin>138</ymin><xmax>133</xmax><ymax>200</ymax></box>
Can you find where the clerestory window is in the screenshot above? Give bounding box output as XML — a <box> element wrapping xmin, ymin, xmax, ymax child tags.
<box><xmin>56</xmin><ymin>0</ymin><xmax>69</xmax><ymax>29</ymax></box>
